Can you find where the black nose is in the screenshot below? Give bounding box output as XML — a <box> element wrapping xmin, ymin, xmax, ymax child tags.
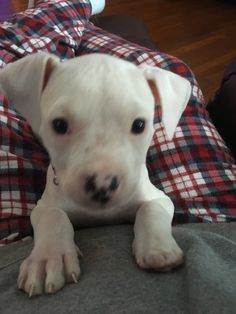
<box><xmin>84</xmin><ymin>175</ymin><xmax>119</xmax><ymax>204</ymax></box>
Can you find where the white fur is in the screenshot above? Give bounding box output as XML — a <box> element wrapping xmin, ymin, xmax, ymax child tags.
<box><xmin>0</xmin><ymin>53</ymin><xmax>191</xmax><ymax>296</ymax></box>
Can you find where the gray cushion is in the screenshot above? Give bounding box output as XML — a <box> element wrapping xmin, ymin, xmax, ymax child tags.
<box><xmin>0</xmin><ymin>223</ymin><xmax>236</xmax><ymax>313</ymax></box>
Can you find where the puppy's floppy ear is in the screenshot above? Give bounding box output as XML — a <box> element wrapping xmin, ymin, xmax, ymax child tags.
<box><xmin>0</xmin><ymin>52</ymin><xmax>59</xmax><ymax>134</ymax></box>
<box><xmin>140</xmin><ymin>65</ymin><xmax>192</xmax><ymax>140</ymax></box>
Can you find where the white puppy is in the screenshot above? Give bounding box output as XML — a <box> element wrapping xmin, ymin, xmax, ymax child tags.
<box><xmin>0</xmin><ymin>53</ymin><xmax>191</xmax><ymax>296</ymax></box>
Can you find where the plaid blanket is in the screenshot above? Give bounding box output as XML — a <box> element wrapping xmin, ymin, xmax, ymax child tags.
<box><xmin>0</xmin><ymin>0</ymin><xmax>235</xmax><ymax>245</ymax></box>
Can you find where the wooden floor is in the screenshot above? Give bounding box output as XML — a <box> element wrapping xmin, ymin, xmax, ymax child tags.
<box><xmin>1</xmin><ymin>0</ymin><xmax>236</xmax><ymax>101</ymax></box>
<box><xmin>103</xmin><ymin>0</ymin><xmax>236</xmax><ymax>102</ymax></box>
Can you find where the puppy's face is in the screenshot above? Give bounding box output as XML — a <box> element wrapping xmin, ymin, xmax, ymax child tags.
<box><xmin>0</xmin><ymin>52</ymin><xmax>191</xmax><ymax>209</ymax></box>
<box><xmin>39</xmin><ymin>55</ymin><xmax>155</xmax><ymax>208</ymax></box>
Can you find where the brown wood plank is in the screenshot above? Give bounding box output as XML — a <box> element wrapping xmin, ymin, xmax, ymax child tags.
<box><xmin>102</xmin><ymin>0</ymin><xmax>236</xmax><ymax>101</ymax></box>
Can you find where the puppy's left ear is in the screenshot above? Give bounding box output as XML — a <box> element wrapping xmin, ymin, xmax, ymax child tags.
<box><xmin>0</xmin><ymin>52</ymin><xmax>59</xmax><ymax>135</ymax></box>
<box><xmin>140</xmin><ymin>65</ymin><xmax>192</xmax><ymax>140</ymax></box>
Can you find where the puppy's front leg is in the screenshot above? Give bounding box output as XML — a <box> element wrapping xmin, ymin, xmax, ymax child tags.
<box><xmin>133</xmin><ymin>199</ymin><xmax>184</xmax><ymax>271</ymax></box>
<box><xmin>18</xmin><ymin>204</ymin><xmax>80</xmax><ymax>296</ymax></box>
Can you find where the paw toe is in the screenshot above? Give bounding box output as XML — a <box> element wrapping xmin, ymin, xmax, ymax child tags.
<box><xmin>135</xmin><ymin>247</ymin><xmax>184</xmax><ymax>271</ymax></box>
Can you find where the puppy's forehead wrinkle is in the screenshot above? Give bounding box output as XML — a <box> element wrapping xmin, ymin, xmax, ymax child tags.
<box><xmin>55</xmin><ymin>55</ymin><xmax>148</xmax><ymax>99</ymax></box>
<box><xmin>41</xmin><ymin>55</ymin><xmax>155</xmax><ymax>134</ymax></box>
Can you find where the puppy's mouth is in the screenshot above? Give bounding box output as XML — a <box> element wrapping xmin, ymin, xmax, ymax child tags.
<box><xmin>91</xmin><ymin>190</ymin><xmax>112</xmax><ymax>205</ymax></box>
<box><xmin>75</xmin><ymin>192</ymin><xmax>118</xmax><ymax>210</ymax></box>
<box><xmin>61</xmin><ymin>177</ymin><xmax>121</xmax><ymax>210</ymax></box>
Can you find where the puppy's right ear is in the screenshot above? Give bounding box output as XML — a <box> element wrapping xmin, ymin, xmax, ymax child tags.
<box><xmin>0</xmin><ymin>53</ymin><xmax>59</xmax><ymax>134</ymax></box>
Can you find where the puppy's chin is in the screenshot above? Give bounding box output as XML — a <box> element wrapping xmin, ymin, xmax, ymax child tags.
<box><xmin>69</xmin><ymin>193</ymin><xmax>121</xmax><ymax>211</ymax></box>
<box><xmin>78</xmin><ymin>197</ymin><xmax>116</xmax><ymax>210</ymax></box>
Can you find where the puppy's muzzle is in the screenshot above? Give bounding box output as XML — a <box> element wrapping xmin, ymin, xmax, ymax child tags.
<box><xmin>84</xmin><ymin>174</ymin><xmax>120</xmax><ymax>204</ymax></box>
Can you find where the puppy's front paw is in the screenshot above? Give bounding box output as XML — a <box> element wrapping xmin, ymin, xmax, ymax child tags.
<box><xmin>18</xmin><ymin>242</ymin><xmax>81</xmax><ymax>297</ymax></box>
<box><xmin>132</xmin><ymin>236</ymin><xmax>184</xmax><ymax>272</ymax></box>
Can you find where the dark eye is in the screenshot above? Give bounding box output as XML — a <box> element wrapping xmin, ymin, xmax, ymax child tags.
<box><xmin>52</xmin><ymin>118</ymin><xmax>69</xmax><ymax>135</ymax></box>
<box><xmin>131</xmin><ymin>118</ymin><xmax>146</xmax><ymax>134</ymax></box>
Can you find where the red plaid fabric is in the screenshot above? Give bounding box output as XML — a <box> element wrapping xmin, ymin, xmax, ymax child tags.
<box><xmin>0</xmin><ymin>0</ymin><xmax>236</xmax><ymax>245</ymax></box>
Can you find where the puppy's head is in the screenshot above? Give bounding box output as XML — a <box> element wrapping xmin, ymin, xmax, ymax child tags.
<box><xmin>0</xmin><ymin>53</ymin><xmax>191</xmax><ymax>209</ymax></box>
